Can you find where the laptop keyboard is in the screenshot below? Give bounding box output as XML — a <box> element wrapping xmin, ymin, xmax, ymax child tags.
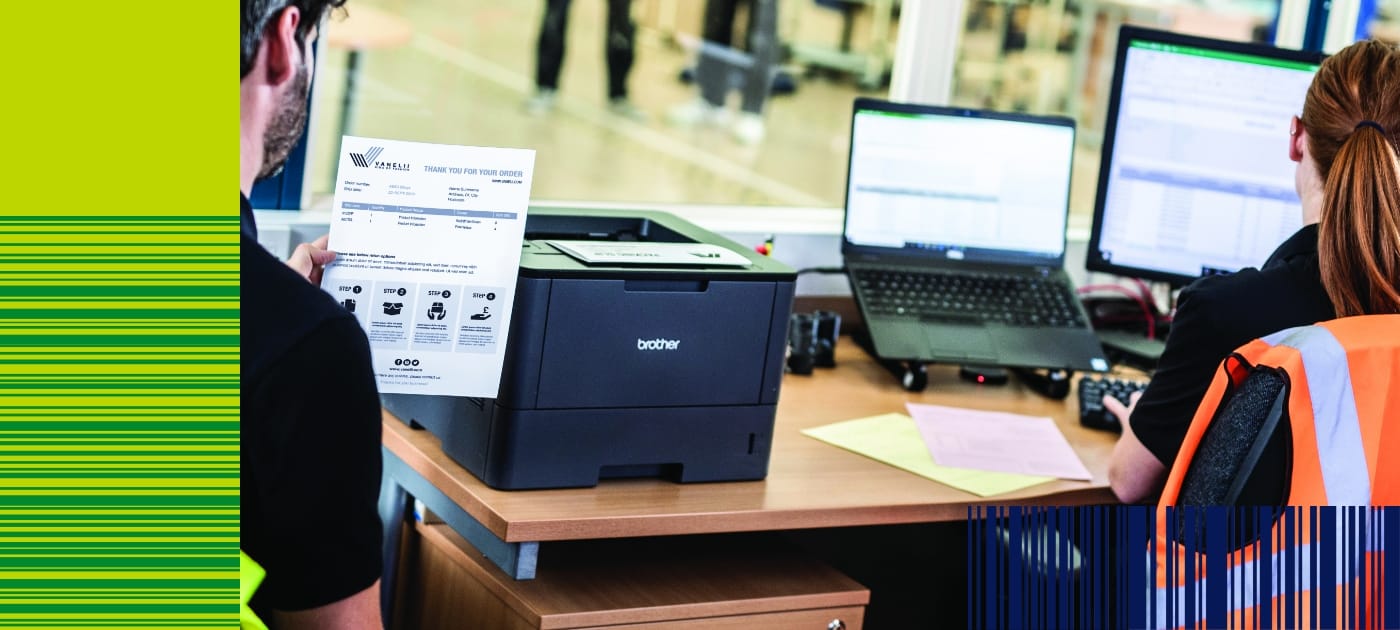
<box><xmin>853</xmin><ymin>268</ymin><xmax>1085</xmax><ymax>328</ymax></box>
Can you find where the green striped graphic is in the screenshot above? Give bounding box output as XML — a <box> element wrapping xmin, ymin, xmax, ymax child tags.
<box><xmin>0</xmin><ymin>216</ymin><xmax>238</xmax><ymax>627</ymax></box>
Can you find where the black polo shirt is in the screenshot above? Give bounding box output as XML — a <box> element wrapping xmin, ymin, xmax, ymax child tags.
<box><xmin>240</xmin><ymin>195</ymin><xmax>383</xmax><ymax>613</ymax></box>
<box><xmin>1131</xmin><ymin>223</ymin><xmax>1335</xmax><ymax>471</ymax></box>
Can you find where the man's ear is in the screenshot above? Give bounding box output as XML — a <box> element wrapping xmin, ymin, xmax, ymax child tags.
<box><xmin>1288</xmin><ymin>116</ymin><xmax>1305</xmax><ymax>163</ymax></box>
<box><xmin>260</xmin><ymin>6</ymin><xmax>303</xmax><ymax>87</ymax></box>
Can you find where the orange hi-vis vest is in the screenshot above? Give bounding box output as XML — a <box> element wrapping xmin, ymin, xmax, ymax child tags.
<box><xmin>1150</xmin><ymin>315</ymin><xmax>1400</xmax><ymax>629</ymax></box>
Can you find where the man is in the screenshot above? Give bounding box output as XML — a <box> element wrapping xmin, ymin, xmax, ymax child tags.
<box><xmin>526</xmin><ymin>0</ymin><xmax>646</xmax><ymax>120</ymax></box>
<box><xmin>241</xmin><ymin>1</ymin><xmax>384</xmax><ymax>628</ymax></box>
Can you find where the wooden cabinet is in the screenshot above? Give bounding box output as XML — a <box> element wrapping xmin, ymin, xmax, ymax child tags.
<box><xmin>395</xmin><ymin>522</ymin><xmax>868</xmax><ymax>630</ymax></box>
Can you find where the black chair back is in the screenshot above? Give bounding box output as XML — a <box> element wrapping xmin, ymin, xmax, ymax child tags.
<box><xmin>1174</xmin><ymin>364</ymin><xmax>1292</xmax><ymax>550</ymax></box>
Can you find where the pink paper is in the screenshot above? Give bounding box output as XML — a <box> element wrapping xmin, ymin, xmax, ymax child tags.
<box><xmin>906</xmin><ymin>402</ymin><xmax>1092</xmax><ymax>481</ymax></box>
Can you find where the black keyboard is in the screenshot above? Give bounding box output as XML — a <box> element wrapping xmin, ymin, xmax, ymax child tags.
<box><xmin>1077</xmin><ymin>376</ymin><xmax>1149</xmax><ymax>432</ymax></box>
<box><xmin>853</xmin><ymin>268</ymin><xmax>1085</xmax><ymax>328</ymax></box>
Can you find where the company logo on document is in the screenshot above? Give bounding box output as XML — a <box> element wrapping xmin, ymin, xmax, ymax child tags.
<box><xmin>349</xmin><ymin>146</ymin><xmax>384</xmax><ymax>168</ymax></box>
<box><xmin>348</xmin><ymin>146</ymin><xmax>411</xmax><ymax>172</ymax></box>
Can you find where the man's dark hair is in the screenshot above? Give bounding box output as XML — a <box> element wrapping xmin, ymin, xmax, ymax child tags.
<box><xmin>241</xmin><ymin>0</ymin><xmax>347</xmax><ymax>79</ymax></box>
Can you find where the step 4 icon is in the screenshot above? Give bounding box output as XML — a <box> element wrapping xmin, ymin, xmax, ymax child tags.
<box><xmin>427</xmin><ymin>302</ymin><xmax>447</xmax><ymax>321</ymax></box>
<box><xmin>470</xmin><ymin>306</ymin><xmax>492</xmax><ymax>321</ymax></box>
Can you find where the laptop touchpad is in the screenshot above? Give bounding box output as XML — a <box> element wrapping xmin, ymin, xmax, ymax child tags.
<box><xmin>924</xmin><ymin>325</ymin><xmax>997</xmax><ymax>362</ymax></box>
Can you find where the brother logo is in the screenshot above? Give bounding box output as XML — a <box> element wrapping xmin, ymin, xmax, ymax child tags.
<box><xmin>637</xmin><ymin>338</ymin><xmax>680</xmax><ymax>351</ymax></box>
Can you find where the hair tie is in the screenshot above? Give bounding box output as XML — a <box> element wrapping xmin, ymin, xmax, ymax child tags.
<box><xmin>1355</xmin><ymin>120</ymin><xmax>1386</xmax><ymax>133</ymax></box>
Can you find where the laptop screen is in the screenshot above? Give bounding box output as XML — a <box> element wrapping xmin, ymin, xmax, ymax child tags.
<box><xmin>842</xmin><ymin>100</ymin><xmax>1075</xmax><ymax>266</ymax></box>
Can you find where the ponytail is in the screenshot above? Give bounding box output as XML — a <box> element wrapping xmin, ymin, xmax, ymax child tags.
<box><xmin>1303</xmin><ymin>40</ymin><xmax>1400</xmax><ymax>316</ymax></box>
<box><xmin>1318</xmin><ymin>125</ymin><xmax>1400</xmax><ymax>316</ymax></box>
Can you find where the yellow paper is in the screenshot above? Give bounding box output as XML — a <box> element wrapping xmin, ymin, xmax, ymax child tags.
<box><xmin>802</xmin><ymin>413</ymin><xmax>1052</xmax><ymax>497</ymax></box>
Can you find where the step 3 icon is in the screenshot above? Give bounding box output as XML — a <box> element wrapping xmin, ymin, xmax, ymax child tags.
<box><xmin>427</xmin><ymin>302</ymin><xmax>447</xmax><ymax>321</ymax></box>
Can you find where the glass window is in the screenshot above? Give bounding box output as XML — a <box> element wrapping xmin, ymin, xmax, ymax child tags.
<box><xmin>951</xmin><ymin>0</ymin><xmax>1283</xmax><ymax>223</ymax></box>
<box><xmin>307</xmin><ymin>0</ymin><xmax>904</xmax><ymax>210</ymax></box>
<box><xmin>1367</xmin><ymin>0</ymin><xmax>1400</xmax><ymax>43</ymax></box>
<box><xmin>308</xmin><ymin>1</ymin><xmax>1297</xmax><ymax>220</ymax></box>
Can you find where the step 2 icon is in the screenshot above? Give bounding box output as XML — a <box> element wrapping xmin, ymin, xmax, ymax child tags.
<box><xmin>383</xmin><ymin>302</ymin><xmax>404</xmax><ymax>316</ymax></box>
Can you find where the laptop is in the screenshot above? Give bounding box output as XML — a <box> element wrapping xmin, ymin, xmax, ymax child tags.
<box><xmin>841</xmin><ymin>98</ymin><xmax>1108</xmax><ymax>373</ymax></box>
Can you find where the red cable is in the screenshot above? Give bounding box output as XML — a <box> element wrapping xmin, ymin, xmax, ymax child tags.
<box><xmin>1077</xmin><ymin>283</ymin><xmax>1156</xmax><ymax>340</ymax></box>
<box><xmin>1131</xmin><ymin>277</ymin><xmax>1173</xmax><ymax>325</ymax></box>
<box><xmin>1130</xmin><ymin>278</ymin><xmax>1158</xmax><ymax>313</ymax></box>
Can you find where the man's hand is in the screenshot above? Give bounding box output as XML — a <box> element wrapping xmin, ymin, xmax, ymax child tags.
<box><xmin>1102</xmin><ymin>390</ymin><xmax>1143</xmax><ymax>426</ymax></box>
<box><xmin>287</xmin><ymin>235</ymin><xmax>336</xmax><ymax>286</ymax></box>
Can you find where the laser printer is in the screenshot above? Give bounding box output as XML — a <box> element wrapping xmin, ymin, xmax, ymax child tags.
<box><xmin>382</xmin><ymin>208</ymin><xmax>796</xmax><ymax>489</ymax></box>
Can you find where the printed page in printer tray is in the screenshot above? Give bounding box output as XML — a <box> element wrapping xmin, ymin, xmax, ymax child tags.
<box><xmin>320</xmin><ymin>136</ymin><xmax>535</xmax><ymax>397</ymax></box>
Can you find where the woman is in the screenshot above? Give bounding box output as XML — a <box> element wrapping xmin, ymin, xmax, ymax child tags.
<box><xmin>1107</xmin><ymin>39</ymin><xmax>1400</xmax><ymax>503</ymax></box>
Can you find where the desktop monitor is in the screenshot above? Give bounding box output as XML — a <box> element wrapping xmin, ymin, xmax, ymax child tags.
<box><xmin>1085</xmin><ymin>26</ymin><xmax>1325</xmax><ymax>285</ymax></box>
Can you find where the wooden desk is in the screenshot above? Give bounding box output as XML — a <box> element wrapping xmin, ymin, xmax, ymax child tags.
<box><xmin>381</xmin><ymin>339</ymin><xmax>1118</xmax><ymax>582</ymax></box>
<box><xmin>396</xmin><ymin>523</ymin><xmax>869</xmax><ymax>629</ymax></box>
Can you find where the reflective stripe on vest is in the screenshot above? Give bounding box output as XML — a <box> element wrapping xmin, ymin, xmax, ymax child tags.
<box><xmin>1260</xmin><ymin>325</ymin><xmax>1370</xmax><ymax>505</ymax></box>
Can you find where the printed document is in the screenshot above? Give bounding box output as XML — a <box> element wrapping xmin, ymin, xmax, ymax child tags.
<box><xmin>802</xmin><ymin>413</ymin><xmax>1052</xmax><ymax>497</ymax></box>
<box><xmin>321</xmin><ymin>136</ymin><xmax>535</xmax><ymax>397</ymax></box>
<box><xmin>545</xmin><ymin>241</ymin><xmax>752</xmax><ymax>267</ymax></box>
<box><xmin>906</xmin><ymin>403</ymin><xmax>1092</xmax><ymax>481</ymax></box>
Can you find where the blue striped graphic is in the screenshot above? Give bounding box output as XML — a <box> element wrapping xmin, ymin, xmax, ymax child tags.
<box><xmin>364</xmin><ymin>146</ymin><xmax>383</xmax><ymax>165</ymax></box>
<box><xmin>967</xmin><ymin>506</ymin><xmax>1396</xmax><ymax>629</ymax></box>
<box><xmin>348</xmin><ymin>146</ymin><xmax>384</xmax><ymax>169</ymax></box>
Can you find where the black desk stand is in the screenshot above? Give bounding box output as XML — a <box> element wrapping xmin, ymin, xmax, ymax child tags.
<box><xmin>851</xmin><ymin>329</ymin><xmax>1073</xmax><ymax>398</ymax></box>
<box><xmin>849</xmin><ymin>329</ymin><xmax>927</xmax><ymax>391</ymax></box>
<box><xmin>1010</xmin><ymin>366</ymin><xmax>1074</xmax><ymax>399</ymax></box>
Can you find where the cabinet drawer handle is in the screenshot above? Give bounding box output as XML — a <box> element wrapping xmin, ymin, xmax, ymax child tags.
<box><xmin>827</xmin><ymin>620</ymin><xmax>846</xmax><ymax>630</ymax></box>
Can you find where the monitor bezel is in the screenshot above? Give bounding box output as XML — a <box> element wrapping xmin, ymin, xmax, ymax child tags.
<box><xmin>842</xmin><ymin>97</ymin><xmax>1077</xmax><ymax>269</ymax></box>
<box><xmin>1083</xmin><ymin>25</ymin><xmax>1325</xmax><ymax>286</ymax></box>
